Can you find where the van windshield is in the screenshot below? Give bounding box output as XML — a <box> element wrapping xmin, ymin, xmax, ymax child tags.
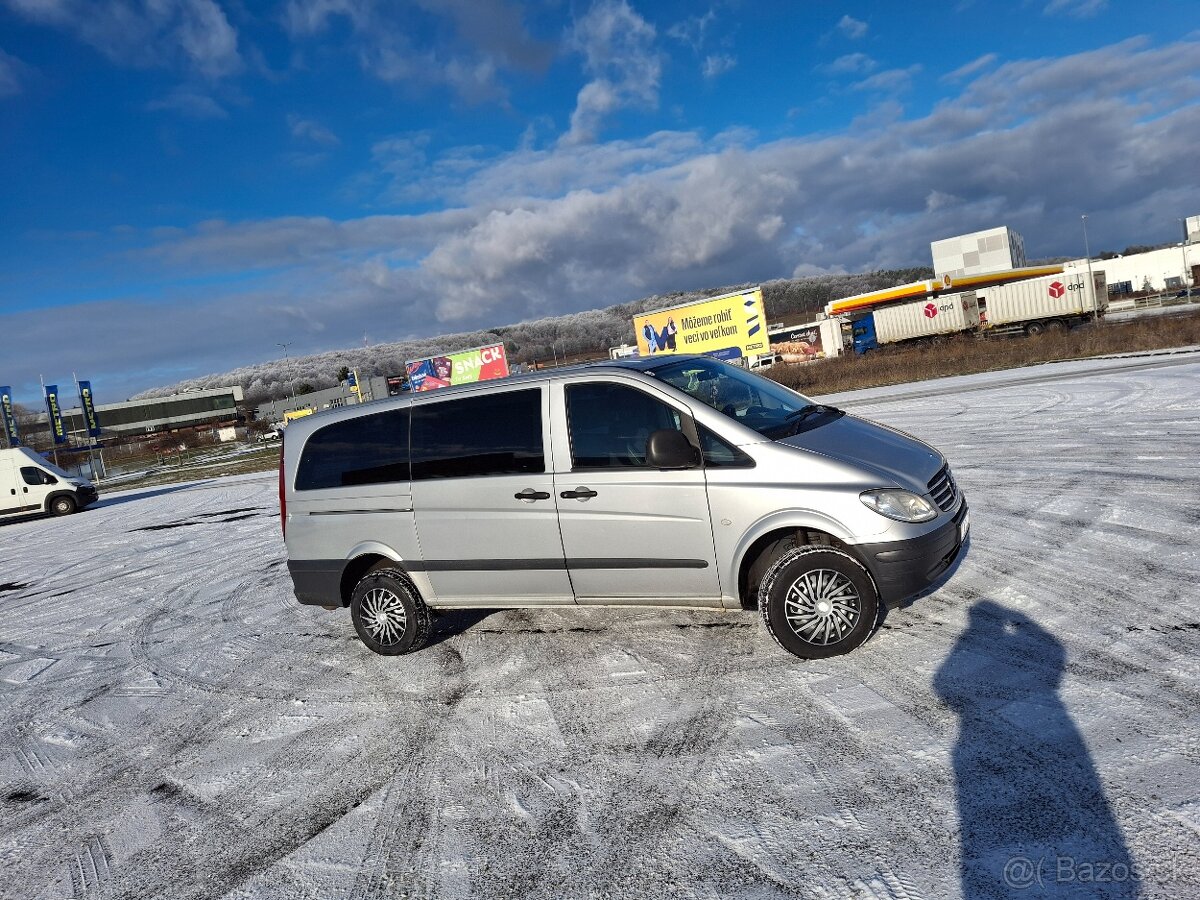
<box><xmin>651</xmin><ymin>358</ymin><xmax>838</xmax><ymax>439</ymax></box>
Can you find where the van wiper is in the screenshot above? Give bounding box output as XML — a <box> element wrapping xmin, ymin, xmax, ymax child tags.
<box><xmin>784</xmin><ymin>403</ymin><xmax>840</xmax><ymax>422</ymax></box>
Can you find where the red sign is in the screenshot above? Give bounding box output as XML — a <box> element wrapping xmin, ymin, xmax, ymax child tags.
<box><xmin>923</xmin><ymin>302</ymin><xmax>939</xmax><ymax>319</ymax></box>
<box><xmin>1048</xmin><ymin>281</ymin><xmax>1065</xmax><ymax>299</ymax></box>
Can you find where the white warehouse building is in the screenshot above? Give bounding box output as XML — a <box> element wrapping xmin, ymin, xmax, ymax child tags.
<box><xmin>1063</xmin><ymin>243</ymin><xmax>1199</xmax><ymax>296</ymax></box>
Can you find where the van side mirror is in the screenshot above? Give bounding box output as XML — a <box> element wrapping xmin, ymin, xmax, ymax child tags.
<box><xmin>646</xmin><ymin>429</ymin><xmax>700</xmax><ymax>469</ymax></box>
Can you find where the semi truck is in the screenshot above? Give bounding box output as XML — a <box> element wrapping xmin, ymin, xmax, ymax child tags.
<box><xmin>849</xmin><ymin>294</ymin><xmax>981</xmax><ymax>354</ymax></box>
<box><xmin>844</xmin><ymin>271</ymin><xmax>1106</xmax><ymax>353</ymax></box>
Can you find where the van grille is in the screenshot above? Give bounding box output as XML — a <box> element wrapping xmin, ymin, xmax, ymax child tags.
<box><xmin>928</xmin><ymin>466</ymin><xmax>958</xmax><ymax>511</ymax></box>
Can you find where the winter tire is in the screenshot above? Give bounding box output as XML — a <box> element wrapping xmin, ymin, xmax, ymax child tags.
<box><xmin>758</xmin><ymin>546</ymin><xmax>879</xmax><ymax>659</ymax></box>
<box><xmin>1025</xmin><ymin>321</ymin><xmax>1046</xmax><ymax>336</ymax></box>
<box><xmin>50</xmin><ymin>495</ymin><xmax>77</xmax><ymax>516</ymax></box>
<box><xmin>350</xmin><ymin>568</ymin><xmax>432</xmax><ymax>656</ymax></box>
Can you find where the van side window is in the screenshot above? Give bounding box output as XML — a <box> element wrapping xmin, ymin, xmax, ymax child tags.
<box><xmin>296</xmin><ymin>408</ymin><xmax>410</xmax><ymax>490</ymax></box>
<box><xmin>697</xmin><ymin>425</ymin><xmax>755</xmax><ymax>468</ymax></box>
<box><xmin>566</xmin><ymin>383</ymin><xmax>684</xmax><ymax>469</ymax></box>
<box><xmin>20</xmin><ymin>467</ymin><xmax>50</xmax><ymax>486</ymax></box>
<box><xmin>411</xmin><ymin>389</ymin><xmax>544</xmax><ymax>480</ymax></box>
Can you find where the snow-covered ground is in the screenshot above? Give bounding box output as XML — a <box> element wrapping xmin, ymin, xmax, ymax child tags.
<box><xmin>1</xmin><ymin>351</ymin><xmax>1198</xmax><ymax>899</ymax></box>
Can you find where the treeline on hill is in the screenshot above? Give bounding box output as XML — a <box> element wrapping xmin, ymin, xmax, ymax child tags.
<box><xmin>135</xmin><ymin>268</ymin><xmax>932</xmax><ymax>408</ymax></box>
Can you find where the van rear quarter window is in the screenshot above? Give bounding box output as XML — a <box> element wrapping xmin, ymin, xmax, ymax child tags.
<box><xmin>296</xmin><ymin>408</ymin><xmax>410</xmax><ymax>490</ymax></box>
<box><xmin>410</xmin><ymin>388</ymin><xmax>543</xmax><ymax>480</ymax></box>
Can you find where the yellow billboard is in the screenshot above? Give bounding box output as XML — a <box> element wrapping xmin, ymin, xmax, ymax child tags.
<box><xmin>633</xmin><ymin>287</ymin><xmax>768</xmax><ymax>361</ymax></box>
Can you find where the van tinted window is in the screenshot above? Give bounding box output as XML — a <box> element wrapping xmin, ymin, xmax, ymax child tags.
<box><xmin>566</xmin><ymin>382</ymin><xmax>683</xmax><ymax>468</ymax></box>
<box><xmin>296</xmin><ymin>408</ymin><xmax>410</xmax><ymax>490</ymax></box>
<box><xmin>411</xmin><ymin>389</ymin><xmax>543</xmax><ymax>480</ymax></box>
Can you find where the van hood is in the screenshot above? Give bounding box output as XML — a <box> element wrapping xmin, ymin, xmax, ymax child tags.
<box><xmin>776</xmin><ymin>413</ymin><xmax>943</xmax><ymax>493</ymax></box>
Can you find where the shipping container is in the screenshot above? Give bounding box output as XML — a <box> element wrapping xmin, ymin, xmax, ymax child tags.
<box><xmin>872</xmin><ymin>293</ymin><xmax>980</xmax><ymax>345</ymax></box>
<box><xmin>978</xmin><ymin>271</ymin><xmax>1107</xmax><ymax>330</ymax></box>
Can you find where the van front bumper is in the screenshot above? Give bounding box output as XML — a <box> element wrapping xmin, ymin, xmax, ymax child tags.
<box><xmin>857</xmin><ymin>501</ymin><xmax>969</xmax><ymax>608</ymax></box>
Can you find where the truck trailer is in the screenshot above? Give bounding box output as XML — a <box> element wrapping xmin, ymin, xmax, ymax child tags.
<box><xmin>850</xmin><ymin>294</ymin><xmax>980</xmax><ymax>354</ymax></box>
<box><xmin>975</xmin><ymin>271</ymin><xmax>1106</xmax><ymax>334</ymax></box>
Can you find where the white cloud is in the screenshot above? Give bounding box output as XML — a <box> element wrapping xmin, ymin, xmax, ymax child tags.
<box><xmin>823</xmin><ymin>52</ymin><xmax>877</xmax><ymax>75</ymax></box>
<box><xmin>853</xmin><ymin>65</ymin><xmax>921</xmax><ymax>93</ymax></box>
<box><xmin>702</xmin><ymin>53</ymin><xmax>736</xmax><ymax>79</ymax></box>
<box><xmin>3</xmin><ymin>0</ymin><xmax>241</xmax><ymax>79</ymax></box>
<box><xmin>0</xmin><ymin>47</ymin><xmax>27</xmax><ymax>96</ymax></box>
<box><xmin>9</xmin><ymin>38</ymin><xmax>1200</xmax><ymax>394</ymax></box>
<box><xmin>563</xmin><ymin>0</ymin><xmax>661</xmax><ymax>145</ymax></box>
<box><xmin>1044</xmin><ymin>0</ymin><xmax>1107</xmax><ymax>18</ymax></box>
<box><xmin>281</xmin><ymin>0</ymin><xmax>549</xmax><ymax>103</ymax></box>
<box><xmin>666</xmin><ymin>9</ymin><xmax>716</xmax><ymax>51</ymax></box>
<box><xmin>837</xmin><ymin>14</ymin><xmax>868</xmax><ymax>39</ymax></box>
<box><xmin>943</xmin><ymin>53</ymin><xmax>998</xmax><ymax>82</ymax></box>
<box><xmin>287</xmin><ymin>113</ymin><xmax>339</xmax><ymax>145</ymax></box>
<box><xmin>146</xmin><ymin>87</ymin><xmax>227</xmax><ymax>118</ymax></box>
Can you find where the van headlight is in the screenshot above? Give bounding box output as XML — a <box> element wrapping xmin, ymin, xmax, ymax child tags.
<box><xmin>860</xmin><ymin>489</ymin><xmax>938</xmax><ymax>523</ymax></box>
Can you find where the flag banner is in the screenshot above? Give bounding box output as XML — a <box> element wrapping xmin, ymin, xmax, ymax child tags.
<box><xmin>0</xmin><ymin>386</ymin><xmax>19</xmax><ymax>447</ymax></box>
<box><xmin>78</xmin><ymin>380</ymin><xmax>101</xmax><ymax>437</ymax></box>
<box><xmin>45</xmin><ymin>385</ymin><xmax>67</xmax><ymax>445</ymax></box>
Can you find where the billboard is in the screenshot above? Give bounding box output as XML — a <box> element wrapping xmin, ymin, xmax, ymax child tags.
<box><xmin>44</xmin><ymin>385</ymin><xmax>66</xmax><ymax>445</ymax></box>
<box><xmin>770</xmin><ymin>324</ymin><xmax>823</xmax><ymax>362</ymax></box>
<box><xmin>633</xmin><ymin>287</ymin><xmax>768</xmax><ymax>360</ymax></box>
<box><xmin>405</xmin><ymin>343</ymin><xmax>509</xmax><ymax>392</ymax></box>
<box><xmin>78</xmin><ymin>380</ymin><xmax>101</xmax><ymax>438</ymax></box>
<box><xmin>0</xmin><ymin>386</ymin><xmax>18</xmax><ymax>447</ymax></box>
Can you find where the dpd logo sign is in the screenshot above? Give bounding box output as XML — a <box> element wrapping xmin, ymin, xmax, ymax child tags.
<box><xmin>1048</xmin><ymin>281</ymin><xmax>1065</xmax><ymax>299</ymax></box>
<box><xmin>923</xmin><ymin>302</ymin><xmax>939</xmax><ymax>319</ymax></box>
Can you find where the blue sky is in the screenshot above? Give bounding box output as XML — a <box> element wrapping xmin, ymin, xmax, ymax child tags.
<box><xmin>1</xmin><ymin>0</ymin><xmax>1198</xmax><ymax>400</ymax></box>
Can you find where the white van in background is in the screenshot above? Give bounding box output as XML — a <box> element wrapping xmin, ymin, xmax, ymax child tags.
<box><xmin>0</xmin><ymin>447</ymin><xmax>99</xmax><ymax>519</ymax></box>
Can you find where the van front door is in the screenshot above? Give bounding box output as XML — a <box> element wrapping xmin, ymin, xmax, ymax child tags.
<box><xmin>553</xmin><ymin>380</ymin><xmax>721</xmax><ymax>605</ymax></box>
<box><xmin>409</xmin><ymin>384</ymin><xmax>573</xmax><ymax>606</ymax></box>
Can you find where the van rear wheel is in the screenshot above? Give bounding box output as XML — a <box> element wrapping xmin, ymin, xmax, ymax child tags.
<box><xmin>350</xmin><ymin>569</ymin><xmax>432</xmax><ymax>656</ymax></box>
<box><xmin>759</xmin><ymin>547</ymin><xmax>879</xmax><ymax>659</ymax></box>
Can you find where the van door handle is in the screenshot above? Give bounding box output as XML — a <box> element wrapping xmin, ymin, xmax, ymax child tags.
<box><xmin>514</xmin><ymin>489</ymin><xmax>551</xmax><ymax>502</ymax></box>
<box><xmin>560</xmin><ymin>487</ymin><xmax>598</xmax><ymax>501</ymax></box>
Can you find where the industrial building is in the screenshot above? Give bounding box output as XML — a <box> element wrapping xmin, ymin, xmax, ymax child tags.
<box><xmin>931</xmin><ymin>226</ymin><xmax>1027</xmax><ymax>279</ymax></box>
<box><xmin>1063</xmin><ymin>242</ymin><xmax>1199</xmax><ymax>296</ymax></box>
<box><xmin>33</xmin><ymin>386</ymin><xmax>245</xmax><ymax>439</ymax></box>
<box><xmin>254</xmin><ymin>375</ymin><xmax>397</xmax><ymax>424</ymax></box>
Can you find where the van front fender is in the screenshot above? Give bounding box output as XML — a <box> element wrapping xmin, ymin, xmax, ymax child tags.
<box><xmin>728</xmin><ymin>508</ymin><xmax>858</xmax><ymax>599</ymax></box>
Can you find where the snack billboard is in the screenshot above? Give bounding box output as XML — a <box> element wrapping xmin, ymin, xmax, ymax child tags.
<box><xmin>633</xmin><ymin>287</ymin><xmax>768</xmax><ymax>360</ymax></box>
<box><xmin>405</xmin><ymin>342</ymin><xmax>510</xmax><ymax>392</ymax></box>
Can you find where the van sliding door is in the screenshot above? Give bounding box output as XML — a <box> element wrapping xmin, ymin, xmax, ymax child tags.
<box><xmin>409</xmin><ymin>383</ymin><xmax>573</xmax><ymax>606</ymax></box>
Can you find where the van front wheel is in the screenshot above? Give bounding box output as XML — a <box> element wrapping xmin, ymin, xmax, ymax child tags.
<box><xmin>759</xmin><ymin>547</ymin><xmax>879</xmax><ymax>658</ymax></box>
<box><xmin>350</xmin><ymin>569</ymin><xmax>432</xmax><ymax>656</ymax></box>
<box><xmin>50</xmin><ymin>495</ymin><xmax>77</xmax><ymax>516</ymax></box>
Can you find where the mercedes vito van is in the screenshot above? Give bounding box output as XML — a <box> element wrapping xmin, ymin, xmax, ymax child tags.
<box><xmin>0</xmin><ymin>447</ymin><xmax>99</xmax><ymax>520</ymax></box>
<box><xmin>280</xmin><ymin>356</ymin><xmax>968</xmax><ymax>659</ymax></box>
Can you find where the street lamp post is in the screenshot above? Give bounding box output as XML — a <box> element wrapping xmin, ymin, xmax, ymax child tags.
<box><xmin>277</xmin><ymin>342</ymin><xmax>297</xmax><ymax>402</ymax></box>
<box><xmin>1081</xmin><ymin>215</ymin><xmax>1096</xmax><ymax>316</ymax></box>
<box><xmin>1181</xmin><ymin>219</ymin><xmax>1193</xmax><ymax>301</ymax></box>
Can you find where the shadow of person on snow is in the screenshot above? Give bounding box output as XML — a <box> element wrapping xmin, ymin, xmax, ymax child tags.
<box><xmin>933</xmin><ymin>600</ymin><xmax>1137</xmax><ymax>898</ymax></box>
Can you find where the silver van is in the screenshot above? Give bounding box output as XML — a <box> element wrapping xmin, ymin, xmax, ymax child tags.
<box><xmin>279</xmin><ymin>356</ymin><xmax>968</xmax><ymax>659</ymax></box>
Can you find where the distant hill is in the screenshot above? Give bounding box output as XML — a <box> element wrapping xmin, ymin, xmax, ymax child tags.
<box><xmin>135</xmin><ymin>268</ymin><xmax>932</xmax><ymax>408</ymax></box>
